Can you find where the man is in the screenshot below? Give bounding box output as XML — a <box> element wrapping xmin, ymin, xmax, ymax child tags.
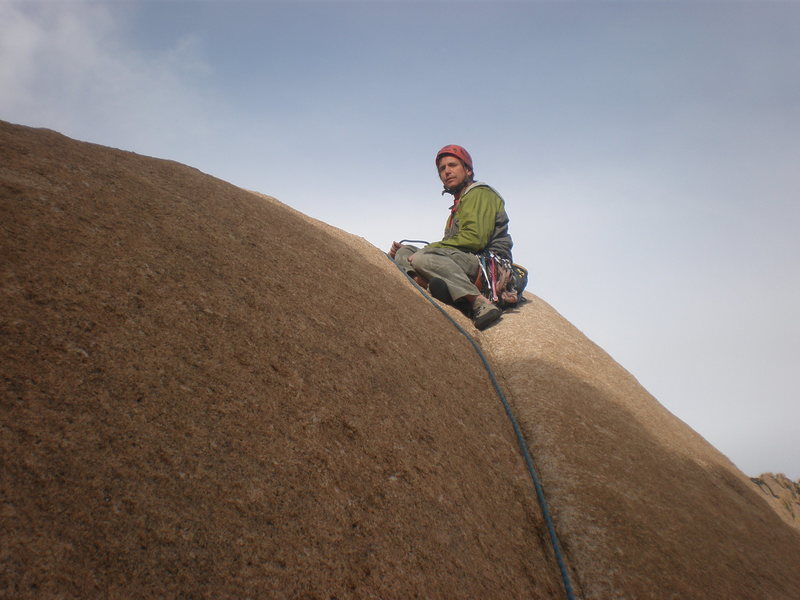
<box><xmin>389</xmin><ymin>145</ymin><xmax>513</xmax><ymax>330</ymax></box>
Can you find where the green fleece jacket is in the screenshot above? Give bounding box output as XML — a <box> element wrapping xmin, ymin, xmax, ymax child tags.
<box><xmin>428</xmin><ymin>182</ymin><xmax>513</xmax><ymax>260</ymax></box>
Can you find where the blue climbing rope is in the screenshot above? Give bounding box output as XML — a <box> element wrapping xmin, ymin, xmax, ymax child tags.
<box><xmin>388</xmin><ymin>253</ymin><xmax>577</xmax><ymax>600</ymax></box>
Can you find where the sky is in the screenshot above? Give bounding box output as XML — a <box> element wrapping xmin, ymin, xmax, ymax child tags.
<box><xmin>2</xmin><ymin>0</ymin><xmax>798</xmax><ymax>479</ymax></box>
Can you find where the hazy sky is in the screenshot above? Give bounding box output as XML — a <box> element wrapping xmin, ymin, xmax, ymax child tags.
<box><xmin>3</xmin><ymin>0</ymin><xmax>798</xmax><ymax>478</ymax></box>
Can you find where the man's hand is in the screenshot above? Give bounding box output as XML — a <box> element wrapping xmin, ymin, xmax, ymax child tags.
<box><xmin>388</xmin><ymin>241</ymin><xmax>402</xmax><ymax>258</ymax></box>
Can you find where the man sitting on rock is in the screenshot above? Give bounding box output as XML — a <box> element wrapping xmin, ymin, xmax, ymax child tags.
<box><xmin>389</xmin><ymin>145</ymin><xmax>514</xmax><ymax>330</ymax></box>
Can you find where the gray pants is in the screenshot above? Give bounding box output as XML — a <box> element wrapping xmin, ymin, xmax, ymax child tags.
<box><xmin>393</xmin><ymin>245</ymin><xmax>481</xmax><ymax>302</ymax></box>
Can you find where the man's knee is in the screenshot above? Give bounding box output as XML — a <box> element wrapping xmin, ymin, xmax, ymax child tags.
<box><xmin>407</xmin><ymin>247</ymin><xmax>433</xmax><ymax>270</ymax></box>
<box><xmin>393</xmin><ymin>245</ymin><xmax>417</xmax><ymax>273</ymax></box>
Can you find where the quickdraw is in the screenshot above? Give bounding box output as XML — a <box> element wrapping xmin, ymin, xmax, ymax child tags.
<box><xmin>477</xmin><ymin>251</ymin><xmax>528</xmax><ymax>308</ymax></box>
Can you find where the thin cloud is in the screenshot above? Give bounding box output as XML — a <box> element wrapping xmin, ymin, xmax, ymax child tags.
<box><xmin>0</xmin><ymin>2</ymin><xmax>216</xmax><ymax>159</ymax></box>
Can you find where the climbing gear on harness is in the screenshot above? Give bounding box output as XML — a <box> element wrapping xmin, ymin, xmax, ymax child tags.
<box><xmin>476</xmin><ymin>251</ymin><xmax>528</xmax><ymax>309</ymax></box>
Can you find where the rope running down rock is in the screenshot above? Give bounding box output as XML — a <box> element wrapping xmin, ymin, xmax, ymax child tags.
<box><xmin>387</xmin><ymin>253</ymin><xmax>576</xmax><ymax>600</ymax></box>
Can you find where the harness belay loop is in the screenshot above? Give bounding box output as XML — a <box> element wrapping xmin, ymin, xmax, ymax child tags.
<box><xmin>477</xmin><ymin>251</ymin><xmax>528</xmax><ymax>309</ymax></box>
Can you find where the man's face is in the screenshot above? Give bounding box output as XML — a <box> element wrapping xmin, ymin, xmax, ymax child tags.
<box><xmin>437</xmin><ymin>155</ymin><xmax>472</xmax><ymax>190</ymax></box>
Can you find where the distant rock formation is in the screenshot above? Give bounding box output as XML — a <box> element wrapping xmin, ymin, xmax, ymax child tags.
<box><xmin>752</xmin><ymin>473</ymin><xmax>800</xmax><ymax>528</ymax></box>
<box><xmin>3</xmin><ymin>120</ymin><xmax>799</xmax><ymax>599</ymax></box>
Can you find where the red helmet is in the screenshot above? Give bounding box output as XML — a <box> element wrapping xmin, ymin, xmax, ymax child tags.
<box><xmin>435</xmin><ymin>145</ymin><xmax>473</xmax><ymax>171</ymax></box>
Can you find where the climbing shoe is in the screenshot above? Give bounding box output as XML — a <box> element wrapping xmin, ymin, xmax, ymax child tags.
<box><xmin>472</xmin><ymin>298</ymin><xmax>502</xmax><ymax>330</ymax></box>
<box><xmin>428</xmin><ymin>277</ymin><xmax>453</xmax><ymax>304</ymax></box>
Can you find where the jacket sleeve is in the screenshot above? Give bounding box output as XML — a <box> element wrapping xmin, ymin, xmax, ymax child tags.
<box><xmin>429</xmin><ymin>187</ymin><xmax>502</xmax><ymax>253</ymax></box>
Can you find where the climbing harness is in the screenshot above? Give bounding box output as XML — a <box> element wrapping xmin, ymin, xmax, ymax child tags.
<box><xmin>387</xmin><ymin>252</ymin><xmax>576</xmax><ymax>600</ymax></box>
<box><xmin>476</xmin><ymin>251</ymin><xmax>528</xmax><ymax>308</ymax></box>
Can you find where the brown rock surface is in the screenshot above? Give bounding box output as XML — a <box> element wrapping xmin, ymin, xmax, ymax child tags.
<box><xmin>2</xmin><ymin>120</ymin><xmax>799</xmax><ymax>598</ymax></box>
